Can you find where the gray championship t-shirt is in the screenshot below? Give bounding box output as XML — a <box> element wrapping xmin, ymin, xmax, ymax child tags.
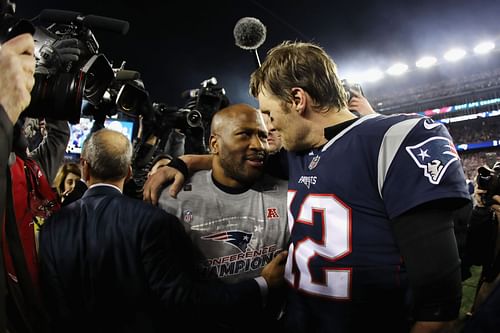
<box><xmin>159</xmin><ymin>170</ymin><xmax>289</xmax><ymax>283</ymax></box>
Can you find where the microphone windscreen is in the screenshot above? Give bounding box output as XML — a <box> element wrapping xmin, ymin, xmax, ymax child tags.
<box><xmin>233</xmin><ymin>17</ymin><xmax>266</xmax><ymax>50</ymax></box>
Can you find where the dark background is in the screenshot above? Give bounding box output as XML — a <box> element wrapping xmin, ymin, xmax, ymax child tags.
<box><xmin>16</xmin><ymin>0</ymin><xmax>500</xmax><ymax>108</ymax></box>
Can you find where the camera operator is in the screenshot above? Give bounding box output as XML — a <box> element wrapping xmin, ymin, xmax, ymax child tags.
<box><xmin>461</xmin><ymin>165</ymin><xmax>500</xmax><ymax>332</ymax></box>
<box><xmin>348</xmin><ymin>89</ymin><xmax>376</xmax><ymax>117</ymax></box>
<box><xmin>0</xmin><ymin>31</ymin><xmax>36</xmax><ymax>331</ymax></box>
<box><xmin>0</xmin><ymin>32</ymin><xmax>35</xmax><ymax>161</ymax></box>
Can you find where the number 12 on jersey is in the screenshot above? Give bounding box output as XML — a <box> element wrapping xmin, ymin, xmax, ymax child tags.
<box><xmin>285</xmin><ymin>191</ymin><xmax>352</xmax><ymax>299</ymax></box>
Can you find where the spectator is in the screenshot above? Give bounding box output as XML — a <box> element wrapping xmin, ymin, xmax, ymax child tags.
<box><xmin>461</xmin><ymin>184</ymin><xmax>500</xmax><ymax>332</ymax></box>
<box><xmin>52</xmin><ymin>162</ymin><xmax>81</xmax><ymax>203</ymax></box>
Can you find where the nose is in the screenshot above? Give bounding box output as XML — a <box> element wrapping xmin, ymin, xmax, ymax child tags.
<box><xmin>249</xmin><ymin>134</ymin><xmax>266</xmax><ymax>151</ymax></box>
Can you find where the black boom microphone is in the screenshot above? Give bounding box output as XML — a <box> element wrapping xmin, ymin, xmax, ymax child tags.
<box><xmin>233</xmin><ymin>17</ymin><xmax>267</xmax><ymax>67</ymax></box>
<box><xmin>39</xmin><ymin>9</ymin><xmax>129</xmax><ymax>35</ymax></box>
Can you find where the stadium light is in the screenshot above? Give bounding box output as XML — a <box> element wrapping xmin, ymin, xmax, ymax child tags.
<box><xmin>416</xmin><ymin>56</ymin><xmax>437</xmax><ymax>68</ymax></box>
<box><xmin>363</xmin><ymin>68</ymin><xmax>384</xmax><ymax>82</ymax></box>
<box><xmin>474</xmin><ymin>41</ymin><xmax>495</xmax><ymax>54</ymax></box>
<box><xmin>387</xmin><ymin>63</ymin><xmax>408</xmax><ymax>76</ymax></box>
<box><xmin>444</xmin><ymin>48</ymin><xmax>466</xmax><ymax>62</ymax></box>
<box><xmin>341</xmin><ymin>71</ymin><xmax>365</xmax><ymax>84</ymax></box>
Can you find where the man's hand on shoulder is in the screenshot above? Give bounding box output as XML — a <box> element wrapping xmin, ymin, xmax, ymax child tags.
<box><xmin>143</xmin><ymin>164</ymin><xmax>185</xmax><ymax>205</ymax></box>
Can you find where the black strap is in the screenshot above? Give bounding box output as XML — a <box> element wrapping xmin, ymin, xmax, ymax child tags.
<box><xmin>167</xmin><ymin>157</ymin><xmax>189</xmax><ymax>180</ymax></box>
<box><xmin>5</xmin><ymin>171</ymin><xmax>49</xmax><ymax>333</ymax></box>
<box><xmin>0</xmin><ymin>168</ymin><xmax>7</xmax><ymax>333</ymax></box>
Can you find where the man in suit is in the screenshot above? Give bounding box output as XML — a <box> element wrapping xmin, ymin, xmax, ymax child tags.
<box><xmin>38</xmin><ymin>129</ymin><xmax>286</xmax><ymax>333</ymax></box>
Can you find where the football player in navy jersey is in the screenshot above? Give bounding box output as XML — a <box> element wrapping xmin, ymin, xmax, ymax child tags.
<box><xmin>248</xmin><ymin>41</ymin><xmax>471</xmax><ymax>333</ymax></box>
<box><xmin>143</xmin><ymin>41</ymin><xmax>471</xmax><ymax>332</ymax></box>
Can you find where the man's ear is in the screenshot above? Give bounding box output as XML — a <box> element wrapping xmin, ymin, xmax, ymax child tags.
<box><xmin>291</xmin><ymin>87</ymin><xmax>306</xmax><ymax>114</ymax></box>
<box><xmin>80</xmin><ymin>159</ymin><xmax>90</xmax><ymax>181</ymax></box>
<box><xmin>209</xmin><ymin>134</ymin><xmax>219</xmax><ymax>155</ymax></box>
<box><xmin>125</xmin><ymin>165</ymin><xmax>132</xmax><ymax>182</ymax></box>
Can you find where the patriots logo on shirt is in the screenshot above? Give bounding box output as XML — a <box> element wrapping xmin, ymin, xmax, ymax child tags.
<box><xmin>201</xmin><ymin>230</ymin><xmax>253</xmax><ymax>252</ymax></box>
<box><xmin>406</xmin><ymin>136</ymin><xmax>459</xmax><ymax>184</ymax></box>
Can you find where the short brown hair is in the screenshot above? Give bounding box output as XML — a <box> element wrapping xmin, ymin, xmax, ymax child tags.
<box><xmin>249</xmin><ymin>41</ymin><xmax>348</xmax><ymax>110</ymax></box>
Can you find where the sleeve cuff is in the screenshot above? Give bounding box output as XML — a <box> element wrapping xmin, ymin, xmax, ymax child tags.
<box><xmin>254</xmin><ymin>276</ymin><xmax>269</xmax><ymax>306</ymax></box>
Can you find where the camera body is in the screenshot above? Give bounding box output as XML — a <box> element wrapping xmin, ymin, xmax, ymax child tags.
<box><xmin>26</xmin><ymin>24</ymin><xmax>114</xmax><ymax>124</ymax></box>
<box><xmin>143</xmin><ymin>77</ymin><xmax>228</xmax><ymax>140</ymax></box>
<box><xmin>0</xmin><ymin>7</ymin><xmax>127</xmax><ymax>124</ymax></box>
<box><xmin>476</xmin><ymin>162</ymin><xmax>500</xmax><ymax>206</ymax></box>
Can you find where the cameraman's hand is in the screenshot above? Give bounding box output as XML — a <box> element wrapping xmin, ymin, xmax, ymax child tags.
<box><xmin>39</xmin><ymin>38</ymin><xmax>82</xmax><ymax>70</ymax></box>
<box><xmin>473</xmin><ymin>182</ymin><xmax>488</xmax><ymax>207</ymax></box>
<box><xmin>0</xmin><ymin>33</ymin><xmax>35</xmax><ymax>124</ymax></box>
<box><xmin>52</xmin><ymin>38</ymin><xmax>82</xmax><ymax>63</ymax></box>
<box><xmin>143</xmin><ymin>165</ymin><xmax>185</xmax><ymax>205</ymax></box>
<box><xmin>260</xmin><ymin>251</ymin><xmax>288</xmax><ymax>288</ymax></box>
<box><xmin>491</xmin><ymin>195</ymin><xmax>500</xmax><ymax>216</ymax></box>
<box><xmin>348</xmin><ymin>90</ymin><xmax>376</xmax><ymax>116</ymax></box>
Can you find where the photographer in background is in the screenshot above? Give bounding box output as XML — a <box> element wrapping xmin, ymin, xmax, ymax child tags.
<box><xmin>348</xmin><ymin>89</ymin><xmax>376</xmax><ymax>117</ymax></box>
<box><xmin>342</xmin><ymin>80</ymin><xmax>376</xmax><ymax>117</ymax></box>
<box><xmin>461</xmin><ymin>163</ymin><xmax>500</xmax><ymax>332</ymax></box>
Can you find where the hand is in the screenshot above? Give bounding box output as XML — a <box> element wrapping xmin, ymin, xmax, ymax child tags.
<box><xmin>491</xmin><ymin>194</ymin><xmax>500</xmax><ymax>216</ymax></box>
<box><xmin>147</xmin><ymin>158</ymin><xmax>171</xmax><ymax>178</ymax></box>
<box><xmin>61</xmin><ymin>187</ymin><xmax>75</xmax><ymax>202</ymax></box>
<box><xmin>38</xmin><ymin>38</ymin><xmax>81</xmax><ymax>71</ymax></box>
<box><xmin>143</xmin><ymin>165</ymin><xmax>185</xmax><ymax>205</ymax></box>
<box><xmin>260</xmin><ymin>251</ymin><xmax>288</xmax><ymax>288</ymax></box>
<box><xmin>0</xmin><ymin>33</ymin><xmax>36</xmax><ymax>124</ymax></box>
<box><xmin>52</xmin><ymin>38</ymin><xmax>82</xmax><ymax>64</ymax></box>
<box><xmin>348</xmin><ymin>91</ymin><xmax>376</xmax><ymax>116</ymax></box>
<box><xmin>410</xmin><ymin>320</ymin><xmax>455</xmax><ymax>333</ymax></box>
<box><xmin>473</xmin><ymin>183</ymin><xmax>487</xmax><ymax>207</ymax></box>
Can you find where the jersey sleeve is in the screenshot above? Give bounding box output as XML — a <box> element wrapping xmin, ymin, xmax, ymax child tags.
<box><xmin>381</xmin><ymin>117</ymin><xmax>470</xmax><ymax>219</ymax></box>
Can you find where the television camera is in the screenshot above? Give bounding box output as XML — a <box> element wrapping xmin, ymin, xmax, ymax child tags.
<box><xmin>0</xmin><ymin>5</ymin><xmax>129</xmax><ymax>124</ymax></box>
<box><xmin>119</xmin><ymin>76</ymin><xmax>229</xmax><ymax>199</ymax></box>
<box><xmin>476</xmin><ymin>161</ymin><xmax>500</xmax><ymax>207</ymax></box>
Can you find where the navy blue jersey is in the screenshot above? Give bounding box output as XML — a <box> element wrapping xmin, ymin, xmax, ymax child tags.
<box><xmin>283</xmin><ymin>113</ymin><xmax>470</xmax><ymax>332</ymax></box>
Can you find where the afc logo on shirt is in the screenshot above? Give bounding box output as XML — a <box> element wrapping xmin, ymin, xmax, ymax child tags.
<box><xmin>266</xmin><ymin>208</ymin><xmax>280</xmax><ymax>219</ymax></box>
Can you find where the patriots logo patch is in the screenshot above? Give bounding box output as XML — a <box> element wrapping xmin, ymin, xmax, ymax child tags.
<box><xmin>406</xmin><ymin>136</ymin><xmax>459</xmax><ymax>184</ymax></box>
<box><xmin>201</xmin><ymin>230</ymin><xmax>253</xmax><ymax>252</ymax></box>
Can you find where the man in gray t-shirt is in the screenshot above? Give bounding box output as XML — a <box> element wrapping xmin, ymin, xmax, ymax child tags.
<box><xmin>159</xmin><ymin>103</ymin><xmax>288</xmax><ymax>283</ymax></box>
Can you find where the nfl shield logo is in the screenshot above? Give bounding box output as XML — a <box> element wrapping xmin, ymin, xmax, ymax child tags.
<box><xmin>308</xmin><ymin>155</ymin><xmax>320</xmax><ymax>170</ymax></box>
<box><xmin>183</xmin><ymin>210</ymin><xmax>193</xmax><ymax>223</ymax></box>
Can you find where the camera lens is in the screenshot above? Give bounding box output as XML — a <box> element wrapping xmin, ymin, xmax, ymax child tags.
<box><xmin>22</xmin><ymin>72</ymin><xmax>84</xmax><ymax>124</ymax></box>
<box><xmin>187</xmin><ymin>110</ymin><xmax>202</xmax><ymax>128</ymax></box>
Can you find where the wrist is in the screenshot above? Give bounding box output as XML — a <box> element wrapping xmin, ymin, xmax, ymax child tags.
<box><xmin>168</xmin><ymin>157</ymin><xmax>189</xmax><ymax>180</ymax></box>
